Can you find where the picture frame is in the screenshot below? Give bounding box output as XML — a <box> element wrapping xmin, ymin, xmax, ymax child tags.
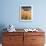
<box><xmin>20</xmin><ymin>5</ymin><xmax>33</xmax><ymax>21</ymax></box>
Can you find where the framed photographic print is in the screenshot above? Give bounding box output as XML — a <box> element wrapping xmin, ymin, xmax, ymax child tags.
<box><xmin>20</xmin><ymin>5</ymin><xmax>33</xmax><ymax>21</ymax></box>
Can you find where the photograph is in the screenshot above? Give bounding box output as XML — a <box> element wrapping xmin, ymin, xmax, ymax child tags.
<box><xmin>20</xmin><ymin>5</ymin><xmax>33</xmax><ymax>21</ymax></box>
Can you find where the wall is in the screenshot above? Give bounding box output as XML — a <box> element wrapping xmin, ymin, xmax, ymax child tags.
<box><xmin>0</xmin><ymin>0</ymin><xmax>46</xmax><ymax>43</ymax></box>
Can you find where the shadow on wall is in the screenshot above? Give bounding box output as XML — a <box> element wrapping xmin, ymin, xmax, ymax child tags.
<box><xmin>0</xmin><ymin>24</ymin><xmax>6</xmax><ymax>43</ymax></box>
